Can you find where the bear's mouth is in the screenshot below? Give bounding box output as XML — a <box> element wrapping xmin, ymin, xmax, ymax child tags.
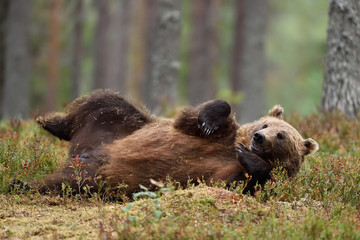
<box><xmin>250</xmin><ymin>142</ymin><xmax>262</xmax><ymax>154</ymax></box>
<box><xmin>250</xmin><ymin>141</ymin><xmax>274</xmax><ymax>162</ymax></box>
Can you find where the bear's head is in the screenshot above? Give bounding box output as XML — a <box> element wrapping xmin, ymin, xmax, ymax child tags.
<box><xmin>239</xmin><ymin>105</ymin><xmax>319</xmax><ymax>176</ymax></box>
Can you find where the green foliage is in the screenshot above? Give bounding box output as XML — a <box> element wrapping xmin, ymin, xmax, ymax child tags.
<box><xmin>266</xmin><ymin>0</ymin><xmax>329</xmax><ymax>115</ymax></box>
<box><xmin>1</xmin><ymin>112</ymin><xmax>360</xmax><ymax>239</ymax></box>
<box><xmin>257</xmin><ymin>112</ymin><xmax>360</xmax><ymax>208</ymax></box>
<box><xmin>289</xmin><ymin>111</ymin><xmax>360</xmax><ymax>154</ymax></box>
<box><xmin>0</xmin><ymin>121</ymin><xmax>67</xmax><ymax>193</ymax></box>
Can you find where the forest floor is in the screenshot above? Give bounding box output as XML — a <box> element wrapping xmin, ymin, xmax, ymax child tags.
<box><xmin>0</xmin><ymin>113</ymin><xmax>359</xmax><ymax>239</ymax></box>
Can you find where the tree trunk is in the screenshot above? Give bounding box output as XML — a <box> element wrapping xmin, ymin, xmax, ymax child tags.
<box><xmin>93</xmin><ymin>0</ymin><xmax>110</xmax><ymax>89</ymax></box>
<box><xmin>93</xmin><ymin>0</ymin><xmax>130</xmax><ymax>94</ymax></box>
<box><xmin>322</xmin><ymin>0</ymin><xmax>360</xmax><ymax>117</ymax></box>
<box><xmin>2</xmin><ymin>0</ymin><xmax>31</xmax><ymax>119</ymax></box>
<box><xmin>104</xmin><ymin>0</ymin><xmax>131</xmax><ymax>94</ymax></box>
<box><xmin>116</xmin><ymin>0</ymin><xmax>131</xmax><ymax>96</ymax></box>
<box><xmin>46</xmin><ymin>0</ymin><xmax>62</xmax><ymax>111</ymax></box>
<box><xmin>71</xmin><ymin>0</ymin><xmax>83</xmax><ymax>100</ymax></box>
<box><xmin>130</xmin><ymin>0</ymin><xmax>157</xmax><ymax>102</ymax></box>
<box><xmin>188</xmin><ymin>0</ymin><xmax>217</xmax><ymax>105</ymax></box>
<box><xmin>145</xmin><ymin>0</ymin><xmax>181</xmax><ymax>115</ymax></box>
<box><xmin>0</xmin><ymin>0</ymin><xmax>9</xmax><ymax>119</ymax></box>
<box><xmin>231</xmin><ymin>0</ymin><xmax>268</xmax><ymax>123</ymax></box>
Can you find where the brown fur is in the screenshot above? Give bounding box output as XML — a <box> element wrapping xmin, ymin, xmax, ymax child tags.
<box><xmin>236</xmin><ymin>105</ymin><xmax>318</xmax><ymax>176</ymax></box>
<box><xmin>33</xmin><ymin>90</ymin><xmax>318</xmax><ymax>197</ymax></box>
<box><xmin>37</xmin><ymin>89</ymin><xmax>155</xmax><ymax>157</ymax></box>
<box><xmin>100</xmin><ymin>119</ymin><xmax>242</xmax><ymax>193</ymax></box>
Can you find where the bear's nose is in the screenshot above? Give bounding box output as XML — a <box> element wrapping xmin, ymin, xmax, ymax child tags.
<box><xmin>253</xmin><ymin>132</ymin><xmax>265</xmax><ymax>144</ymax></box>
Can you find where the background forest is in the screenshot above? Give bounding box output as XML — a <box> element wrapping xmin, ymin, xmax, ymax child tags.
<box><xmin>0</xmin><ymin>0</ymin><xmax>329</xmax><ymax>122</ymax></box>
<box><xmin>2</xmin><ymin>1</ymin><xmax>360</xmax><ymax>239</ymax></box>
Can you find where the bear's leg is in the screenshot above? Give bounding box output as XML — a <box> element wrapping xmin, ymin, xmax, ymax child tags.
<box><xmin>235</xmin><ymin>143</ymin><xmax>272</xmax><ymax>195</ymax></box>
<box><xmin>36</xmin><ymin>114</ymin><xmax>72</xmax><ymax>141</ymax></box>
<box><xmin>13</xmin><ymin>154</ymin><xmax>104</xmax><ymax>195</ymax></box>
<box><xmin>37</xmin><ymin>89</ymin><xmax>155</xmax><ymax>142</ymax></box>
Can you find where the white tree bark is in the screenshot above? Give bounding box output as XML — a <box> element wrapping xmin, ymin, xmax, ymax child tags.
<box><xmin>322</xmin><ymin>0</ymin><xmax>360</xmax><ymax>117</ymax></box>
<box><xmin>145</xmin><ymin>0</ymin><xmax>181</xmax><ymax>115</ymax></box>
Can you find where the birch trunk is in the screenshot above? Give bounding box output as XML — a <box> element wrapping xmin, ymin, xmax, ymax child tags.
<box><xmin>145</xmin><ymin>0</ymin><xmax>181</xmax><ymax>115</ymax></box>
<box><xmin>322</xmin><ymin>0</ymin><xmax>360</xmax><ymax>117</ymax></box>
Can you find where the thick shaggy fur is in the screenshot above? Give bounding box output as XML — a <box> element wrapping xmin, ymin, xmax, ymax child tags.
<box><xmin>100</xmin><ymin>120</ymin><xmax>242</xmax><ymax>194</ymax></box>
<box><xmin>36</xmin><ymin>89</ymin><xmax>155</xmax><ymax>157</ymax></box>
<box><xmin>236</xmin><ymin>106</ymin><xmax>319</xmax><ymax>176</ymax></box>
<box><xmin>32</xmin><ymin>90</ymin><xmax>318</xmax><ymax>196</ymax></box>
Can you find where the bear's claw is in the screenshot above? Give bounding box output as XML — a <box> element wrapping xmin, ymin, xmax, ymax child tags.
<box><xmin>197</xmin><ymin>99</ymin><xmax>231</xmax><ymax>137</ymax></box>
<box><xmin>235</xmin><ymin>142</ymin><xmax>249</xmax><ymax>153</ymax></box>
<box><xmin>200</xmin><ymin>121</ymin><xmax>218</xmax><ymax>136</ymax></box>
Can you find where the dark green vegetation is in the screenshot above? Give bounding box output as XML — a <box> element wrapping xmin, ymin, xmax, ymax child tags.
<box><xmin>0</xmin><ymin>113</ymin><xmax>359</xmax><ymax>239</ymax></box>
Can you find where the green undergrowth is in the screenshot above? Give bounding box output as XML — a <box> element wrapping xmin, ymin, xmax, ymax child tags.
<box><xmin>0</xmin><ymin>112</ymin><xmax>360</xmax><ymax>239</ymax></box>
<box><xmin>0</xmin><ymin>120</ymin><xmax>68</xmax><ymax>193</ymax></box>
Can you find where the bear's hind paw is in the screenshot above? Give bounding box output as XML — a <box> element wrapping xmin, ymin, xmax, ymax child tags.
<box><xmin>197</xmin><ymin>100</ymin><xmax>231</xmax><ymax>137</ymax></box>
<box><xmin>199</xmin><ymin>121</ymin><xmax>219</xmax><ymax>136</ymax></box>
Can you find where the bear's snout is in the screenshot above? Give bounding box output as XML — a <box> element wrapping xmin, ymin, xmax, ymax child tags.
<box><xmin>253</xmin><ymin>132</ymin><xmax>265</xmax><ymax>144</ymax></box>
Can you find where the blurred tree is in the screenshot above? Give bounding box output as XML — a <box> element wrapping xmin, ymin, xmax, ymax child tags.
<box><xmin>71</xmin><ymin>0</ymin><xmax>84</xmax><ymax>100</ymax></box>
<box><xmin>128</xmin><ymin>0</ymin><xmax>156</xmax><ymax>102</ymax></box>
<box><xmin>93</xmin><ymin>0</ymin><xmax>130</xmax><ymax>94</ymax></box>
<box><xmin>93</xmin><ymin>0</ymin><xmax>110</xmax><ymax>89</ymax></box>
<box><xmin>322</xmin><ymin>0</ymin><xmax>360</xmax><ymax>117</ymax></box>
<box><xmin>117</xmin><ymin>0</ymin><xmax>131</xmax><ymax>95</ymax></box>
<box><xmin>1</xmin><ymin>0</ymin><xmax>31</xmax><ymax>119</ymax></box>
<box><xmin>46</xmin><ymin>0</ymin><xmax>62</xmax><ymax>111</ymax></box>
<box><xmin>232</xmin><ymin>0</ymin><xmax>268</xmax><ymax>123</ymax></box>
<box><xmin>144</xmin><ymin>0</ymin><xmax>181</xmax><ymax>115</ymax></box>
<box><xmin>188</xmin><ymin>0</ymin><xmax>217</xmax><ymax>105</ymax></box>
<box><xmin>0</xmin><ymin>0</ymin><xmax>9</xmax><ymax>119</ymax></box>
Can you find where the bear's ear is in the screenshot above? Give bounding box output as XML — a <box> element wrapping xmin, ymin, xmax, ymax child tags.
<box><xmin>268</xmin><ymin>105</ymin><xmax>284</xmax><ymax>119</ymax></box>
<box><xmin>303</xmin><ymin>138</ymin><xmax>319</xmax><ymax>155</ymax></box>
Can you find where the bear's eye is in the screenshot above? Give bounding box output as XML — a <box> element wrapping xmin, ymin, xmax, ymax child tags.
<box><xmin>277</xmin><ymin>132</ymin><xmax>285</xmax><ymax>140</ymax></box>
<box><xmin>262</xmin><ymin>124</ymin><xmax>268</xmax><ymax>129</ymax></box>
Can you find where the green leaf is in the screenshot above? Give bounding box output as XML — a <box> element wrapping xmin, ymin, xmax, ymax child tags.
<box><xmin>139</xmin><ymin>184</ymin><xmax>148</xmax><ymax>191</ymax></box>
<box><xmin>133</xmin><ymin>191</ymin><xmax>157</xmax><ymax>200</ymax></box>
<box><xmin>127</xmin><ymin>215</ymin><xmax>137</xmax><ymax>223</ymax></box>
<box><xmin>153</xmin><ymin>210</ymin><xmax>163</xmax><ymax>219</ymax></box>
<box><xmin>122</xmin><ymin>203</ymin><xmax>135</xmax><ymax>213</ymax></box>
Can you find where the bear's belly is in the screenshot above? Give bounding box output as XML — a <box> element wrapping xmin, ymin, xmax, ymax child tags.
<box><xmin>98</xmin><ymin>122</ymin><xmax>243</xmax><ymax>192</ymax></box>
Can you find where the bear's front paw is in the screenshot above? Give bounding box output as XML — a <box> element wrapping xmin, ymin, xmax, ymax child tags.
<box><xmin>235</xmin><ymin>142</ymin><xmax>250</xmax><ymax>153</ymax></box>
<box><xmin>235</xmin><ymin>143</ymin><xmax>271</xmax><ymax>175</ymax></box>
<box><xmin>235</xmin><ymin>144</ymin><xmax>272</xmax><ymax>195</ymax></box>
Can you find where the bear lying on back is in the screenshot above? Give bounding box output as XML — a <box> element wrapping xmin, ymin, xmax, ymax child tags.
<box><xmin>34</xmin><ymin>89</ymin><xmax>318</xmax><ymax>196</ymax></box>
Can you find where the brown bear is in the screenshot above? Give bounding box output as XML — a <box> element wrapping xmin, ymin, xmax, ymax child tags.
<box><xmin>32</xmin><ymin>89</ymin><xmax>318</xmax><ymax>197</ymax></box>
